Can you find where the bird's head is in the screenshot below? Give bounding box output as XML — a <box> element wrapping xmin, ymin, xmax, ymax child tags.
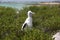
<box><xmin>27</xmin><ymin>11</ymin><xmax>35</xmax><ymax>17</ymax></box>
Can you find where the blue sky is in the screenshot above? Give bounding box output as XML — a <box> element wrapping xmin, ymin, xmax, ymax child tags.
<box><xmin>1</xmin><ymin>0</ymin><xmax>55</xmax><ymax>1</ymax></box>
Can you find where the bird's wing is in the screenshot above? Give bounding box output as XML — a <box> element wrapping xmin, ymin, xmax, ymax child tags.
<box><xmin>21</xmin><ymin>22</ymin><xmax>27</xmax><ymax>31</ymax></box>
<box><xmin>22</xmin><ymin>23</ymin><xmax>27</xmax><ymax>29</ymax></box>
<box><xmin>21</xmin><ymin>18</ymin><xmax>28</xmax><ymax>31</ymax></box>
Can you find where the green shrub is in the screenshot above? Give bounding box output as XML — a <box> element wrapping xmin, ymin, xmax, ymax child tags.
<box><xmin>0</xmin><ymin>5</ymin><xmax>60</xmax><ymax>40</ymax></box>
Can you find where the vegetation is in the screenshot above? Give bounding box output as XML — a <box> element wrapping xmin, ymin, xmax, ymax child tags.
<box><xmin>0</xmin><ymin>5</ymin><xmax>60</xmax><ymax>40</ymax></box>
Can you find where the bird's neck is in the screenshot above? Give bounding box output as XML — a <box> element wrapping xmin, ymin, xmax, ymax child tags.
<box><xmin>28</xmin><ymin>14</ymin><xmax>32</xmax><ymax>18</ymax></box>
<box><xmin>28</xmin><ymin>16</ymin><xmax>32</xmax><ymax>18</ymax></box>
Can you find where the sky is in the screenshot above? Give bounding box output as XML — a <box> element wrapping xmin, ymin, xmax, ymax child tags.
<box><xmin>0</xmin><ymin>0</ymin><xmax>58</xmax><ymax>2</ymax></box>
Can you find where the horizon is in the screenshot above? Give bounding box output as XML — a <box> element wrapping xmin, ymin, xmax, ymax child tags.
<box><xmin>0</xmin><ymin>0</ymin><xmax>58</xmax><ymax>2</ymax></box>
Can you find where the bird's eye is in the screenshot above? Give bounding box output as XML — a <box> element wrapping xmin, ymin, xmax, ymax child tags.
<box><xmin>30</xmin><ymin>13</ymin><xmax>31</xmax><ymax>14</ymax></box>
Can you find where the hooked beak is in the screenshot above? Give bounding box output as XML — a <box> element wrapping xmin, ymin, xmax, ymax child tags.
<box><xmin>32</xmin><ymin>12</ymin><xmax>35</xmax><ymax>14</ymax></box>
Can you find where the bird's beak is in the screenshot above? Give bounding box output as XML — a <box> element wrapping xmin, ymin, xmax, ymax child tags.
<box><xmin>32</xmin><ymin>12</ymin><xmax>35</xmax><ymax>14</ymax></box>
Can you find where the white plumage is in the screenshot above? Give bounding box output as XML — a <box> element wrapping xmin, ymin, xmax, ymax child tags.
<box><xmin>52</xmin><ymin>32</ymin><xmax>60</xmax><ymax>40</ymax></box>
<box><xmin>21</xmin><ymin>11</ymin><xmax>34</xmax><ymax>31</ymax></box>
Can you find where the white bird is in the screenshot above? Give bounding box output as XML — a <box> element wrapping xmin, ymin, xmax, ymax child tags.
<box><xmin>21</xmin><ymin>11</ymin><xmax>34</xmax><ymax>31</ymax></box>
<box><xmin>52</xmin><ymin>32</ymin><xmax>60</xmax><ymax>40</ymax></box>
